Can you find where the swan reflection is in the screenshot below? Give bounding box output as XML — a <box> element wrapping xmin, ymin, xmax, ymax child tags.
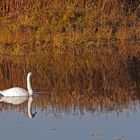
<box><xmin>0</xmin><ymin>96</ymin><xmax>37</xmax><ymax>118</ymax></box>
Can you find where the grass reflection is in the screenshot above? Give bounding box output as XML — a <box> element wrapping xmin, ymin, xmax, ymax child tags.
<box><xmin>0</xmin><ymin>94</ymin><xmax>139</xmax><ymax>118</ymax></box>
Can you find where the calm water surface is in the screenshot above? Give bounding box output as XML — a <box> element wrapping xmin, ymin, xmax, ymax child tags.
<box><xmin>0</xmin><ymin>56</ymin><xmax>140</xmax><ymax>140</ymax></box>
<box><xmin>0</xmin><ymin>94</ymin><xmax>140</xmax><ymax>140</ymax></box>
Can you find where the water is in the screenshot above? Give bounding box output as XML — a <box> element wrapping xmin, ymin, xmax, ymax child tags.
<box><xmin>0</xmin><ymin>94</ymin><xmax>140</xmax><ymax>140</ymax></box>
<box><xmin>0</xmin><ymin>54</ymin><xmax>140</xmax><ymax>140</ymax></box>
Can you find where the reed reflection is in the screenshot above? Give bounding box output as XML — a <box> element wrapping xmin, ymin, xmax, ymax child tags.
<box><xmin>33</xmin><ymin>94</ymin><xmax>140</xmax><ymax>118</ymax></box>
<box><xmin>0</xmin><ymin>94</ymin><xmax>139</xmax><ymax>118</ymax></box>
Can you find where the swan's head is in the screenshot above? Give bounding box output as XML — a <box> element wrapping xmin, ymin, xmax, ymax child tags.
<box><xmin>28</xmin><ymin>72</ymin><xmax>32</xmax><ymax>78</ymax></box>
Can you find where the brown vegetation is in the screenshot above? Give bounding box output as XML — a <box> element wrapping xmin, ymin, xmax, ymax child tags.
<box><xmin>0</xmin><ymin>1</ymin><xmax>139</xmax><ymax>95</ymax></box>
<box><xmin>0</xmin><ymin>52</ymin><xmax>139</xmax><ymax>96</ymax></box>
<box><xmin>0</xmin><ymin>0</ymin><xmax>140</xmax><ymax>47</ymax></box>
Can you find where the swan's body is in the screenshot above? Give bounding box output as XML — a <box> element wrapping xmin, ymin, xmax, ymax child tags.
<box><xmin>0</xmin><ymin>72</ymin><xmax>33</xmax><ymax>97</ymax></box>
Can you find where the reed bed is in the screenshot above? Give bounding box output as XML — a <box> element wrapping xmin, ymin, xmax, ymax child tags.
<box><xmin>0</xmin><ymin>47</ymin><xmax>139</xmax><ymax>96</ymax></box>
<box><xmin>0</xmin><ymin>0</ymin><xmax>139</xmax><ymax>47</ymax></box>
<box><xmin>0</xmin><ymin>0</ymin><xmax>139</xmax><ymax>95</ymax></box>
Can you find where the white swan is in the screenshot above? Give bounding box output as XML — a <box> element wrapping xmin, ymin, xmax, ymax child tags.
<box><xmin>0</xmin><ymin>72</ymin><xmax>33</xmax><ymax>97</ymax></box>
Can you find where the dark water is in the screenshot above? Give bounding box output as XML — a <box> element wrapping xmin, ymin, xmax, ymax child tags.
<box><xmin>0</xmin><ymin>94</ymin><xmax>140</xmax><ymax>140</ymax></box>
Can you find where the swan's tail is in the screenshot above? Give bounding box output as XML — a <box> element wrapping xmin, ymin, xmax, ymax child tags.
<box><xmin>0</xmin><ymin>93</ymin><xmax>4</xmax><ymax>102</ymax></box>
<box><xmin>0</xmin><ymin>92</ymin><xmax>3</xmax><ymax>97</ymax></box>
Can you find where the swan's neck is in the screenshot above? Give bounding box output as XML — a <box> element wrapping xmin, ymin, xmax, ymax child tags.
<box><xmin>27</xmin><ymin>73</ymin><xmax>33</xmax><ymax>95</ymax></box>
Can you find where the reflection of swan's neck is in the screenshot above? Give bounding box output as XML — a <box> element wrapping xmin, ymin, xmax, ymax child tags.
<box><xmin>27</xmin><ymin>72</ymin><xmax>33</xmax><ymax>96</ymax></box>
<box><xmin>28</xmin><ymin>96</ymin><xmax>36</xmax><ymax>118</ymax></box>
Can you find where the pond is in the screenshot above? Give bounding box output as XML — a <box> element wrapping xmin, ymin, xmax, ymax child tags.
<box><xmin>0</xmin><ymin>93</ymin><xmax>140</xmax><ymax>140</ymax></box>
<box><xmin>0</xmin><ymin>49</ymin><xmax>139</xmax><ymax>140</ymax></box>
<box><xmin>0</xmin><ymin>0</ymin><xmax>139</xmax><ymax>138</ymax></box>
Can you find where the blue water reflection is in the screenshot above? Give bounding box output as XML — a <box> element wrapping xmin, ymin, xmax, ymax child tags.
<box><xmin>0</xmin><ymin>95</ymin><xmax>140</xmax><ymax>140</ymax></box>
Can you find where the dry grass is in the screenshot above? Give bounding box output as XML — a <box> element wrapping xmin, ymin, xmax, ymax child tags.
<box><xmin>0</xmin><ymin>0</ymin><xmax>139</xmax><ymax>47</ymax></box>
<box><xmin>0</xmin><ymin>1</ymin><xmax>139</xmax><ymax>95</ymax></box>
